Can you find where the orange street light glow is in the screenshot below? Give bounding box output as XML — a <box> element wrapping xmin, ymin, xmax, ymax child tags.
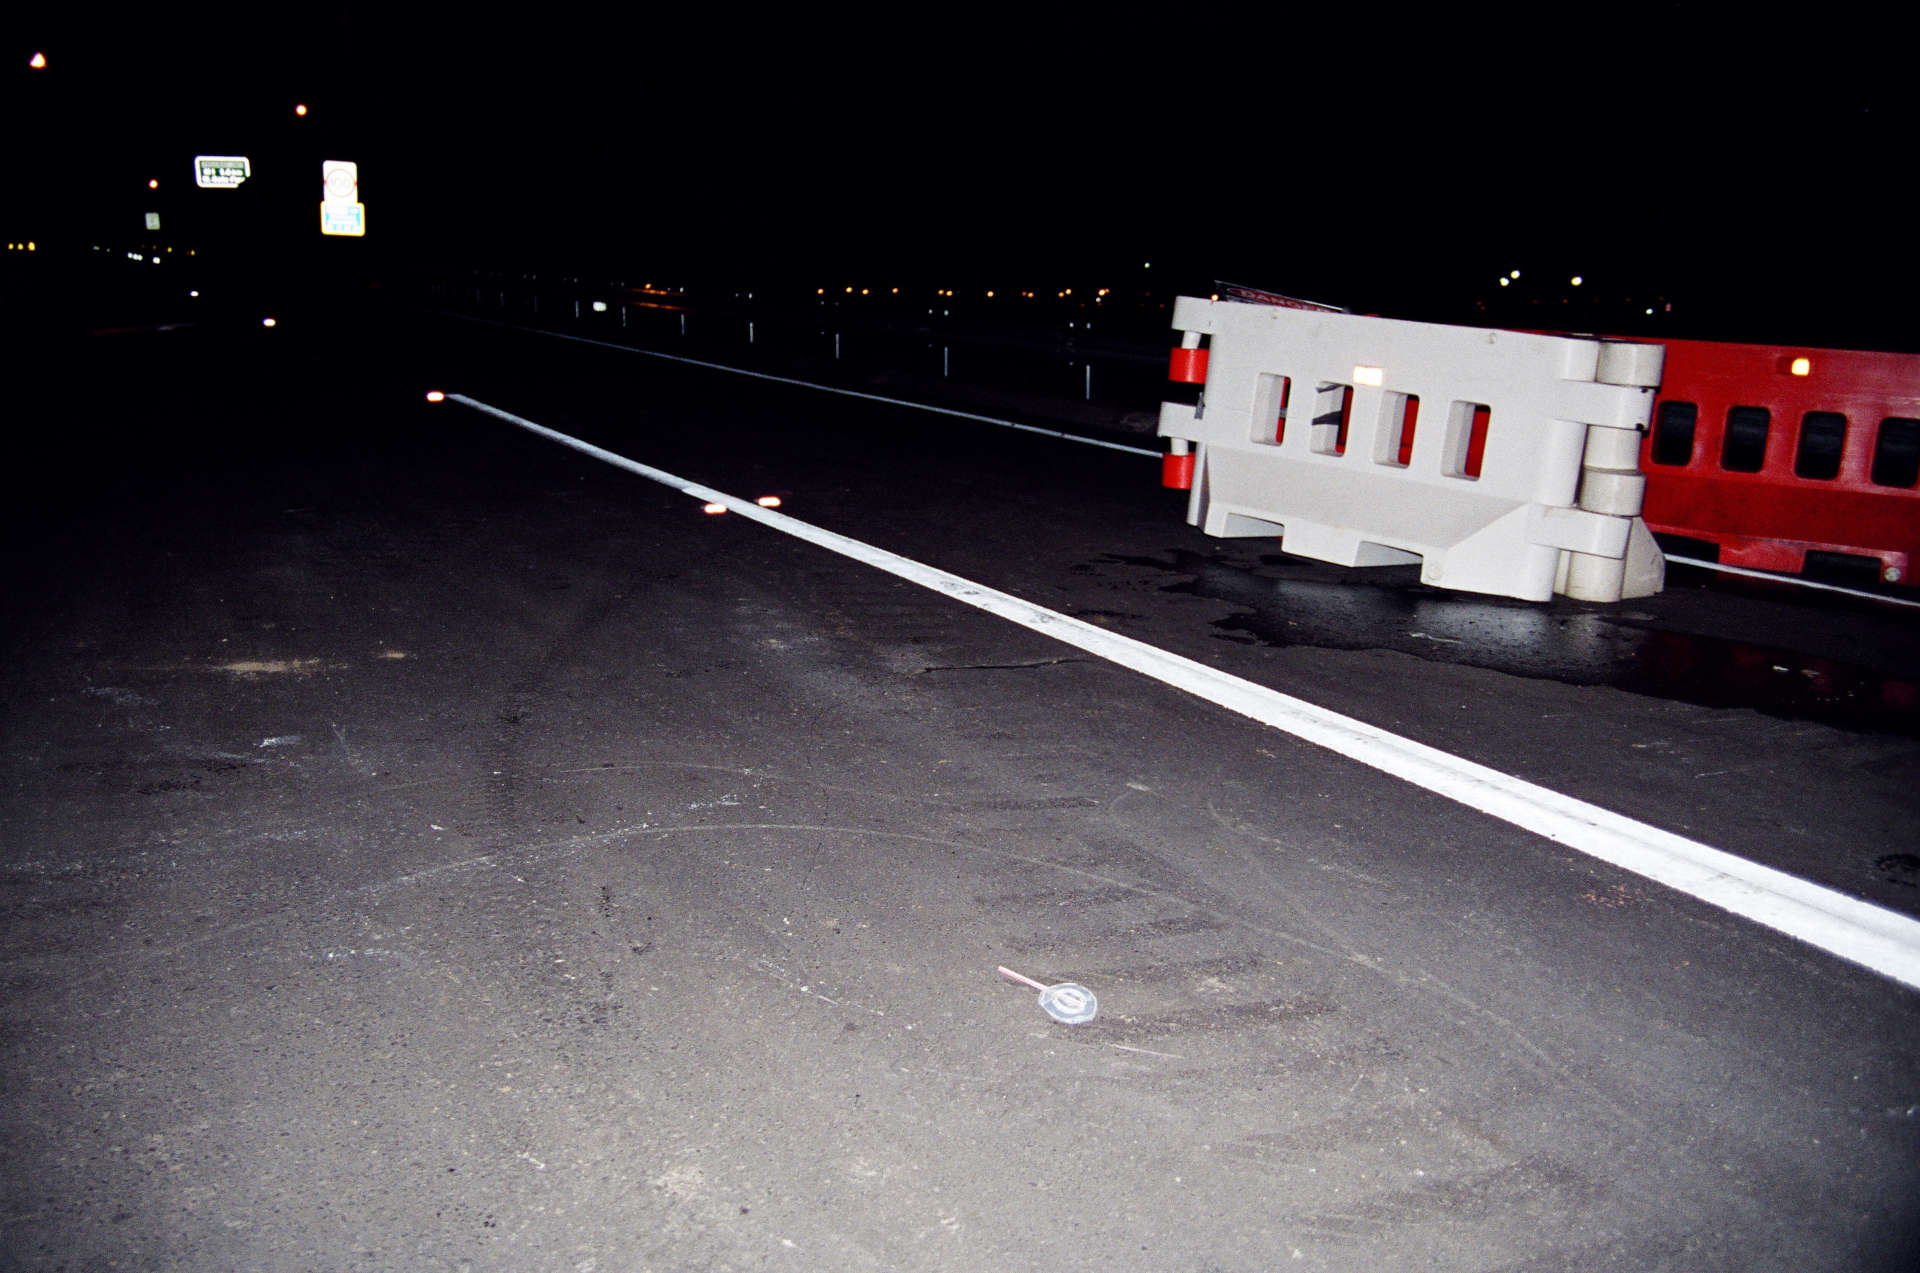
<box><xmin>425</xmin><ymin>391</ymin><xmax>446</xmax><ymax>402</ymax></box>
<box><xmin>30</xmin><ymin>52</ymin><xmax>48</xmax><ymax>69</ymax></box>
<box><xmin>756</xmin><ymin>496</ymin><xmax>781</xmax><ymax>508</ymax></box>
<box><xmin>702</xmin><ymin>503</ymin><xmax>727</xmax><ymax>515</ymax></box>
<box><xmin>295</xmin><ymin>103</ymin><xmax>309</xmax><ymax>116</ymax></box>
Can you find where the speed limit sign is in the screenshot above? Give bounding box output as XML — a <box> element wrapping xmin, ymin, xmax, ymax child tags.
<box><xmin>322</xmin><ymin>160</ymin><xmax>357</xmax><ymax>203</ymax></box>
<box><xmin>321</xmin><ymin>160</ymin><xmax>365</xmax><ymax>237</ymax></box>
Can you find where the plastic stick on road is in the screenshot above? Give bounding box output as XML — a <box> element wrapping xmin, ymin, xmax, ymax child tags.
<box><xmin>998</xmin><ymin>967</ymin><xmax>1100</xmax><ymax>1025</ymax></box>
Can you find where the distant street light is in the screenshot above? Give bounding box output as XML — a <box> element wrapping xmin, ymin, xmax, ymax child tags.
<box><xmin>29</xmin><ymin>51</ymin><xmax>48</xmax><ymax>69</ymax></box>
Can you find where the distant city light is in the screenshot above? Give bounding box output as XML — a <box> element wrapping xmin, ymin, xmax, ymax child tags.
<box><xmin>1498</xmin><ymin>277</ymin><xmax>1509</xmax><ymax>287</ymax></box>
<box><xmin>1509</xmin><ymin>270</ymin><xmax>1521</xmax><ymax>279</ymax></box>
<box><xmin>148</xmin><ymin>178</ymin><xmax>159</xmax><ymax>189</ymax></box>
<box><xmin>702</xmin><ymin>502</ymin><xmax>727</xmax><ymax>515</ymax></box>
<box><xmin>261</xmin><ymin>317</ymin><xmax>277</xmax><ymax>327</ymax></box>
<box><xmin>295</xmin><ymin>103</ymin><xmax>308</xmax><ymax>116</ymax></box>
<box><xmin>29</xmin><ymin>51</ymin><xmax>47</xmax><ymax>69</ymax></box>
<box><xmin>756</xmin><ymin>496</ymin><xmax>781</xmax><ymax>508</ymax></box>
<box><xmin>1570</xmin><ymin>276</ymin><xmax>1583</xmax><ymax>287</ymax></box>
<box><xmin>425</xmin><ymin>390</ymin><xmax>446</xmax><ymax>402</ymax></box>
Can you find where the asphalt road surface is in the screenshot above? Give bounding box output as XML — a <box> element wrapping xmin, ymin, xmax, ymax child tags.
<box><xmin>3</xmin><ymin>311</ymin><xmax>1917</xmax><ymax>1271</ymax></box>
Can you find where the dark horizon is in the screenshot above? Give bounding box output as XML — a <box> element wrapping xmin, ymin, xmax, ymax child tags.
<box><xmin>11</xmin><ymin>17</ymin><xmax>1916</xmax><ymax>350</ymax></box>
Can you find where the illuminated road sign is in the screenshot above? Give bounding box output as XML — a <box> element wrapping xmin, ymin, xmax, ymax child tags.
<box><xmin>320</xmin><ymin>202</ymin><xmax>366</xmax><ymax>237</ymax></box>
<box><xmin>193</xmin><ymin>156</ymin><xmax>251</xmax><ymax>188</ymax></box>
<box><xmin>321</xmin><ymin>160</ymin><xmax>365</xmax><ymax>237</ymax></box>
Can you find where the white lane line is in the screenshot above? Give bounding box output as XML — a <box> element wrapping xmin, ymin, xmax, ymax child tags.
<box><xmin>1664</xmin><ymin>555</ymin><xmax>1920</xmax><ymax>610</ymax></box>
<box><xmin>439</xmin><ymin>311</ymin><xmax>1163</xmax><ymax>458</ymax></box>
<box><xmin>449</xmin><ymin>392</ymin><xmax>1920</xmax><ymax>992</ymax></box>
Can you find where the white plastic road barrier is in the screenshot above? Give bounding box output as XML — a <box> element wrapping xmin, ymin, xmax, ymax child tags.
<box><xmin>1158</xmin><ymin>297</ymin><xmax>1667</xmax><ymax>602</ymax></box>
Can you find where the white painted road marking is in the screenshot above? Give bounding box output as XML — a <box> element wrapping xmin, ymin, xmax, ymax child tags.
<box><xmin>449</xmin><ymin>392</ymin><xmax>1920</xmax><ymax>992</ymax></box>
<box><xmin>1664</xmin><ymin>555</ymin><xmax>1920</xmax><ymax>611</ymax></box>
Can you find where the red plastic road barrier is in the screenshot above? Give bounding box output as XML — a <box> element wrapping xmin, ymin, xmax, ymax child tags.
<box><xmin>1638</xmin><ymin>338</ymin><xmax>1920</xmax><ymax>584</ymax></box>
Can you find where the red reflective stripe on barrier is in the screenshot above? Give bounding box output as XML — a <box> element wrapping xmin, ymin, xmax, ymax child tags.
<box><xmin>1162</xmin><ymin>452</ymin><xmax>1195</xmax><ymax>490</ymax></box>
<box><xmin>1168</xmin><ymin>347</ymin><xmax>1209</xmax><ymax>384</ymax></box>
<box><xmin>1639</xmin><ymin>338</ymin><xmax>1920</xmax><ymax>583</ymax></box>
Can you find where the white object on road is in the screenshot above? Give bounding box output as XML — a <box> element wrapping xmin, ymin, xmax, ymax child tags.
<box><xmin>998</xmin><ymin>965</ymin><xmax>1098</xmax><ymax>1025</ymax></box>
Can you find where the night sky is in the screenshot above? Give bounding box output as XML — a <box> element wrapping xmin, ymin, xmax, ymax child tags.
<box><xmin>11</xmin><ymin>14</ymin><xmax>1914</xmax><ymax>346</ymax></box>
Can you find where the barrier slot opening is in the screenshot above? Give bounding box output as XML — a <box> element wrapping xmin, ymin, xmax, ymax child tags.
<box><xmin>1650</xmin><ymin>401</ymin><xmax>1698</xmax><ymax>466</ymax></box>
<box><xmin>1872</xmin><ymin>417</ymin><xmax>1920</xmax><ymax>488</ymax></box>
<box><xmin>1251</xmin><ymin>373</ymin><xmax>1291</xmax><ymax>446</ymax></box>
<box><xmin>1793</xmin><ymin>412</ymin><xmax>1847</xmax><ymax>481</ymax></box>
<box><xmin>1311</xmin><ymin>383</ymin><xmax>1353</xmax><ymax>456</ymax></box>
<box><xmin>1375</xmin><ymin>392</ymin><xmax>1419</xmax><ymax>468</ymax></box>
<box><xmin>1441</xmin><ymin>401</ymin><xmax>1490</xmax><ymax>480</ymax></box>
<box><xmin>1721</xmin><ymin>406</ymin><xmax>1771</xmax><ymax>473</ymax></box>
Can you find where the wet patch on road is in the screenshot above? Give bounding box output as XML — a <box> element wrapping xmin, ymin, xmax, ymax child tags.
<box><xmin>1097</xmin><ymin>549</ymin><xmax>1920</xmax><ymax>736</ymax></box>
